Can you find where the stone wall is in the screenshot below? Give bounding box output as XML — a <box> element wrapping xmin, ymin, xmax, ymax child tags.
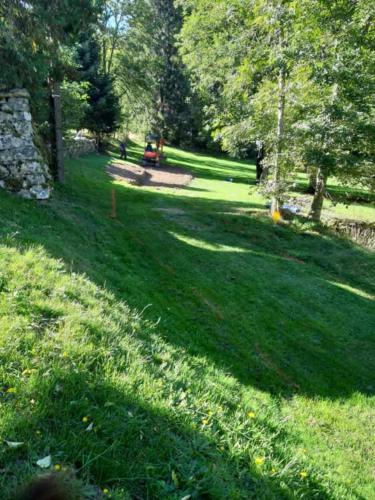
<box><xmin>0</xmin><ymin>89</ymin><xmax>51</xmax><ymax>199</ymax></box>
<box><xmin>64</xmin><ymin>136</ymin><xmax>97</xmax><ymax>159</ymax></box>
<box><xmin>326</xmin><ymin>218</ymin><xmax>375</xmax><ymax>250</ymax></box>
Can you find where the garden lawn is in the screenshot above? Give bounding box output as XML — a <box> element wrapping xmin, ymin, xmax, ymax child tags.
<box><xmin>0</xmin><ymin>143</ymin><xmax>374</xmax><ymax>499</ymax></box>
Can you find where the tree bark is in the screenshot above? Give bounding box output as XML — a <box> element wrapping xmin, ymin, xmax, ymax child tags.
<box><xmin>271</xmin><ymin>64</ymin><xmax>286</xmax><ymax>213</ymax></box>
<box><xmin>51</xmin><ymin>81</ymin><xmax>64</xmax><ymax>183</ymax></box>
<box><xmin>256</xmin><ymin>141</ymin><xmax>265</xmax><ymax>183</ymax></box>
<box><xmin>307</xmin><ymin>167</ymin><xmax>317</xmax><ymax>193</ymax></box>
<box><xmin>107</xmin><ymin>19</ymin><xmax>121</xmax><ymax>75</ymax></box>
<box><xmin>309</xmin><ymin>169</ymin><xmax>327</xmax><ymax>221</ymax></box>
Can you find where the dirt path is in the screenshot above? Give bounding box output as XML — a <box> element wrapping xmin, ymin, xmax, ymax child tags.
<box><xmin>107</xmin><ymin>161</ymin><xmax>193</xmax><ymax>189</ymax></box>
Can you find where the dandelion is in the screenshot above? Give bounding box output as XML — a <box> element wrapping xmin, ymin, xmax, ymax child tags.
<box><xmin>54</xmin><ymin>464</ymin><xmax>61</xmax><ymax>471</ymax></box>
<box><xmin>247</xmin><ymin>411</ymin><xmax>256</xmax><ymax>419</ymax></box>
<box><xmin>201</xmin><ymin>418</ymin><xmax>209</xmax><ymax>426</ymax></box>
<box><xmin>82</xmin><ymin>416</ymin><xmax>89</xmax><ymax>423</ymax></box>
<box><xmin>102</xmin><ymin>488</ymin><xmax>109</xmax><ymax>495</ymax></box>
<box><xmin>6</xmin><ymin>387</ymin><xmax>17</xmax><ymax>394</ymax></box>
<box><xmin>254</xmin><ymin>456</ymin><xmax>265</xmax><ymax>466</ymax></box>
<box><xmin>300</xmin><ymin>471</ymin><xmax>308</xmax><ymax>479</ymax></box>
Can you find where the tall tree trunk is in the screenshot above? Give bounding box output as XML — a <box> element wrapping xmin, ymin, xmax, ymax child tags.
<box><xmin>256</xmin><ymin>141</ymin><xmax>265</xmax><ymax>183</ymax></box>
<box><xmin>102</xmin><ymin>38</ymin><xmax>107</xmax><ymax>74</ymax></box>
<box><xmin>271</xmin><ymin>65</ymin><xmax>286</xmax><ymax>213</ymax></box>
<box><xmin>51</xmin><ymin>81</ymin><xmax>64</xmax><ymax>183</ymax></box>
<box><xmin>309</xmin><ymin>168</ymin><xmax>327</xmax><ymax>221</ymax></box>
<box><xmin>107</xmin><ymin>22</ymin><xmax>120</xmax><ymax>75</ymax></box>
<box><xmin>307</xmin><ymin>167</ymin><xmax>317</xmax><ymax>193</ymax></box>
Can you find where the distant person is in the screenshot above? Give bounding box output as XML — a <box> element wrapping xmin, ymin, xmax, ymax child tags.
<box><xmin>119</xmin><ymin>141</ymin><xmax>127</xmax><ymax>160</ymax></box>
<box><xmin>145</xmin><ymin>142</ymin><xmax>153</xmax><ymax>152</ymax></box>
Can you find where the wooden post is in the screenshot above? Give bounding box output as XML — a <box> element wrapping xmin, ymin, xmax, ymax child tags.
<box><xmin>110</xmin><ymin>189</ymin><xmax>117</xmax><ymax>219</ymax></box>
<box><xmin>51</xmin><ymin>81</ymin><xmax>65</xmax><ymax>183</ymax></box>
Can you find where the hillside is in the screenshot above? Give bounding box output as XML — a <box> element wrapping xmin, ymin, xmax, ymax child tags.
<box><xmin>0</xmin><ymin>144</ymin><xmax>374</xmax><ymax>499</ymax></box>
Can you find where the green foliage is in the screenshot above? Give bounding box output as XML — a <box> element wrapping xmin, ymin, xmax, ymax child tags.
<box><xmin>0</xmin><ymin>0</ymin><xmax>103</xmax><ymax>144</ymax></box>
<box><xmin>61</xmin><ymin>81</ymin><xmax>90</xmax><ymax>133</ymax></box>
<box><xmin>178</xmin><ymin>0</ymin><xmax>375</xmax><ymax>217</ymax></box>
<box><xmin>291</xmin><ymin>0</ymin><xmax>375</xmax><ymax>188</ymax></box>
<box><xmin>112</xmin><ymin>0</ymin><xmax>198</xmax><ymax>145</ymax></box>
<box><xmin>77</xmin><ymin>32</ymin><xmax>120</xmax><ymax>139</ymax></box>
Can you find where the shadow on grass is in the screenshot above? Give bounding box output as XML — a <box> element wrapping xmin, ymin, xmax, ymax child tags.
<box><xmin>1</xmin><ymin>341</ymin><xmax>337</xmax><ymax>500</ymax></box>
<box><xmin>0</xmin><ymin>153</ymin><xmax>374</xmax><ymax>404</ymax></box>
<box><xmin>113</xmin><ymin>140</ymin><xmax>257</xmax><ymax>184</ymax></box>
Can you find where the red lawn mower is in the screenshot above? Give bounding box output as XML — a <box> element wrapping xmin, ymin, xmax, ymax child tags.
<box><xmin>141</xmin><ymin>133</ymin><xmax>166</xmax><ymax>167</ymax></box>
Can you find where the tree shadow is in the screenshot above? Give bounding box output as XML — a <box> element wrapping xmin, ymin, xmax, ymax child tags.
<box><xmin>115</xmin><ymin>141</ymin><xmax>257</xmax><ymax>184</ymax></box>
<box><xmin>1</xmin><ymin>340</ymin><xmax>338</xmax><ymax>499</ymax></box>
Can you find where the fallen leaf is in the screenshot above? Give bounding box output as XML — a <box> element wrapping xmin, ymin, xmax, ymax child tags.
<box><xmin>36</xmin><ymin>455</ymin><xmax>52</xmax><ymax>468</ymax></box>
<box><xmin>5</xmin><ymin>441</ymin><xmax>24</xmax><ymax>448</ymax></box>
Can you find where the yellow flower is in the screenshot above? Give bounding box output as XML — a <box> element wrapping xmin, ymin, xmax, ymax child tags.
<box><xmin>300</xmin><ymin>471</ymin><xmax>308</xmax><ymax>479</ymax></box>
<box><xmin>272</xmin><ymin>210</ymin><xmax>282</xmax><ymax>224</ymax></box>
<box><xmin>54</xmin><ymin>464</ymin><xmax>61</xmax><ymax>471</ymax></box>
<box><xmin>271</xmin><ymin>467</ymin><xmax>277</xmax><ymax>474</ymax></box>
<box><xmin>247</xmin><ymin>411</ymin><xmax>256</xmax><ymax>419</ymax></box>
<box><xmin>103</xmin><ymin>488</ymin><xmax>109</xmax><ymax>495</ymax></box>
<box><xmin>82</xmin><ymin>416</ymin><xmax>89</xmax><ymax>423</ymax></box>
<box><xmin>62</xmin><ymin>352</ymin><xmax>68</xmax><ymax>358</ymax></box>
<box><xmin>6</xmin><ymin>387</ymin><xmax>16</xmax><ymax>393</ymax></box>
<box><xmin>202</xmin><ymin>418</ymin><xmax>209</xmax><ymax>426</ymax></box>
<box><xmin>254</xmin><ymin>456</ymin><xmax>265</xmax><ymax>466</ymax></box>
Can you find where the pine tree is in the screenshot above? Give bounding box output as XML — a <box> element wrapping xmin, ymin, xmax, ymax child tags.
<box><xmin>114</xmin><ymin>0</ymin><xmax>194</xmax><ymax>145</ymax></box>
<box><xmin>150</xmin><ymin>0</ymin><xmax>192</xmax><ymax>145</ymax></box>
<box><xmin>77</xmin><ymin>33</ymin><xmax>120</xmax><ymax>147</ymax></box>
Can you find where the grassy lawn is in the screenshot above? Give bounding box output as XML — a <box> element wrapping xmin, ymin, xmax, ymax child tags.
<box><xmin>0</xmin><ymin>143</ymin><xmax>374</xmax><ymax>499</ymax></box>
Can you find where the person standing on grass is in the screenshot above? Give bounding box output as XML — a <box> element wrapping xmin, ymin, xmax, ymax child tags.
<box><xmin>120</xmin><ymin>140</ymin><xmax>127</xmax><ymax>160</ymax></box>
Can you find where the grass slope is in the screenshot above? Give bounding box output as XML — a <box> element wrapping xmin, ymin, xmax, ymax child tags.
<box><xmin>0</xmin><ymin>143</ymin><xmax>374</xmax><ymax>499</ymax></box>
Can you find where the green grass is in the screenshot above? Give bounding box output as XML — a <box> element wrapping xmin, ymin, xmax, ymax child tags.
<box><xmin>0</xmin><ymin>142</ymin><xmax>374</xmax><ymax>499</ymax></box>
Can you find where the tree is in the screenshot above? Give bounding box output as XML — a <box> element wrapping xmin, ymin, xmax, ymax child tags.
<box><xmin>292</xmin><ymin>0</ymin><xmax>375</xmax><ymax>220</ymax></box>
<box><xmin>0</xmin><ymin>0</ymin><xmax>103</xmax><ymax>182</ymax></box>
<box><xmin>61</xmin><ymin>81</ymin><xmax>90</xmax><ymax>134</ymax></box>
<box><xmin>99</xmin><ymin>0</ymin><xmax>130</xmax><ymax>75</ymax></box>
<box><xmin>179</xmin><ymin>0</ymin><xmax>375</xmax><ymax>221</ymax></box>
<box><xmin>112</xmin><ymin>0</ymin><xmax>195</xmax><ymax>145</ymax></box>
<box><xmin>77</xmin><ymin>32</ymin><xmax>120</xmax><ymax>146</ymax></box>
<box><xmin>179</xmin><ymin>0</ymin><xmax>300</xmax><ymax>212</ymax></box>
